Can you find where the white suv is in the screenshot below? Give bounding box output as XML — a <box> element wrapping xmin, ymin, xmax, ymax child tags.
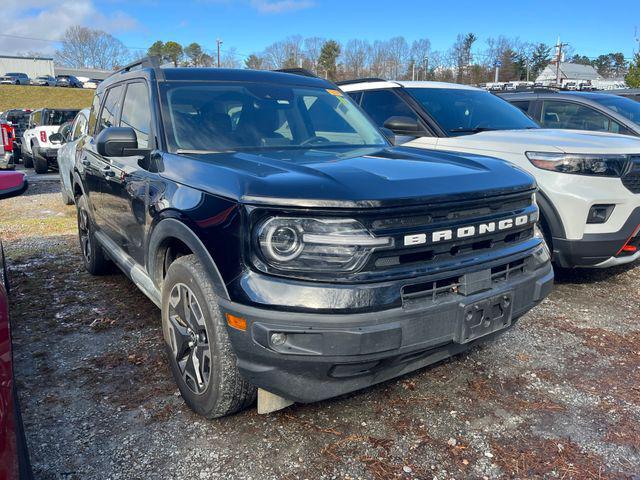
<box><xmin>340</xmin><ymin>80</ymin><xmax>640</xmax><ymax>268</ymax></box>
<box><xmin>22</xmin><ymin>108</ymin><xmax>79</xmax><ymax>173</ymax></box>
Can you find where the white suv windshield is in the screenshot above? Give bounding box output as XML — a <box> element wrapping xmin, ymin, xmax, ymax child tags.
<box><xmin>161</xmin><ymin>82</ymin><xmax>387</xmax><ymax>152</ymax></box>
<box><xmin>591</xmin><ymin>95</ymin><xmax>640</xmax><ymax>126</ymax></box>
<box><xmin>406</xmin><ymin>88</ymin><xmax>539</xmax><ymax>136</ymax></box>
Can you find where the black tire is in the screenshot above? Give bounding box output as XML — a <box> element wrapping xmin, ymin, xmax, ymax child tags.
<box><xmin>33</xmin><ymin>148</ymin><xmax>48</xmax><ymax>174</ymax></box>
<box><xmin>23</xmin><ymin>150</ymin><xmax>33</xmax><ymax>169</ymax></box>
<box><xmin>13</xmin><ymin>145</ymin><xmax>22</xmax><ymax>162</ymax></box>
<box><xmin>76</xmin><ymin>195</ymin><xmax>111</xmax><ymax>275</ymax></box>
<box><xmin>60</xmin><ymin>179</ymin><xmax>73</xmax><ymax>205</ymax></box>
<box><xmin>162</xmin><ymin>255</ymin><xmax>256</xmax><ymax>418</ymax></box>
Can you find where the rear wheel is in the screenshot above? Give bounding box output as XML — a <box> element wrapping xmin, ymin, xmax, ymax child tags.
<box><xmin>76</xmin><ymin>195</ymin><xmax>111</xmax><ymax>275</ymax></box>
<box><xmin>33</xmin><ymin>148</ymin><xmax>48</xmax><ymax>174</ymax></box>
<box><xmin>162</xmin><ymin>255</ymin><xmax>256</xmax><ymax>418</ymax></box>
<box><xmin>23</xmin><ymin>149</ymin><xmax>33</xmax><ymax>169</ymax></box>
<box><xmin>60</xmin><ymin>178</ymin><xmax>73</xmax><ymax>205</ymax></box>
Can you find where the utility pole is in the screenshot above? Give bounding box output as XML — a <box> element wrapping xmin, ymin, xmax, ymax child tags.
<box><xmin>216</xmin><ymin>39</ymin><xmax>223</xmax><ymax>68</ymax></box>
<box><xmin>494</xmin><ymin>61</ymin><xmax>501</xmax><ymax>83</ymax></box>
<box><xmin>423</xmin><ymin>56</ymin><xmax>429</xmax><ymax>80</ymax></box>
<box><xmin>554</xmin><ymin>38</ymin><xmax>569</xmax><ymax>87</ymax></box>
<box><xmin>412</xmin><ymin>61</ymin><xmax>415</xmax><ymax>81</ymax></box>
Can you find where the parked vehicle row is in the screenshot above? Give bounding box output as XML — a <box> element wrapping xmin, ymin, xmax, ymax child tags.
<box><xmin>0</xmin><ymin>72</ymin><xmax>101</xmax><ymax>89</ymax></box>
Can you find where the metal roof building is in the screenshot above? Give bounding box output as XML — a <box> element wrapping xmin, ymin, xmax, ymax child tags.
<box><xmin>536</xmin><ymin>62</ymin><xmax>602</xmax><ymax>85</ymax></box>
<box><xmin>53</xmin><ymin>66</ymin><xmax>113</xmax><ymax>81</ymax></box>
<box><xmin>0</xmin><ymin>55</ymin><xmax>54</xmax><ymax>78</ymax></box>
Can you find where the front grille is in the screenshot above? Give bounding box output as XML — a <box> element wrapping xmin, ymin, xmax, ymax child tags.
<box><xmin>365</xmin><ymin>191</ymin><xmax>536</xmax><ymax>275</ymax></box>
<box><xmin>622</xmin><ymin>156</ymin><xmax>640</xmax><ymax>194</ymax></box>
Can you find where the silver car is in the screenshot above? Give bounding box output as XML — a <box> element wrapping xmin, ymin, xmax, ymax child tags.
<box><xmin>32</xmin><ymin>75</ymin><xmax>58</xmax><ymax>87</ymax></box>
<box><xmin>56</xmin><ymin>108</ymin><xmax>89</xmax><ymax>204</ymax></box>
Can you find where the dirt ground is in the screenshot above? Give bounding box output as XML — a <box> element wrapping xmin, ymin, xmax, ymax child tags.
<box><xmin>2</xmin><ymin>179</ymin><xmax>640</xmax><ymax>479</ymax></box>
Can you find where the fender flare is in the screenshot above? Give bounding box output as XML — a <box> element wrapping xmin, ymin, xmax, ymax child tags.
<box><xmin>536</xmin><ymin>189</ymin><xmax>566</xmax><ymax>241</ymax></box>
<box><xmin>147</xmin><ymin>218</ymin><xmax>230</xmax><ymax>300</ymax></box>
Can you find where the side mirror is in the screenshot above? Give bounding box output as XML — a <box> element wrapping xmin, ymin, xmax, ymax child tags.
<box><xmin>0</xmin><ymin>171</ymin><xmax>28</xmax><ymax>200</ymax></box>
<box><xmin>383</xmin><ymin>116</ymin><xmax>422</xmax><ymax>135</ymax></box>
<box><xmin>96</xmin><ymin>127</ymin><xmax>138</xmax><ymax>157</ymax></box>
<box><xmin>49</xmin><ymin>133</ymin><xmax>64</xmax><ymax>143</ymax></box>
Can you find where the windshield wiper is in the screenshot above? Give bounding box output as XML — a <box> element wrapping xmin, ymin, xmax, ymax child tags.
<box><xmin>449</xmin><ymin>126</ymin><xmax>498</xmax><ymax>133</ymax></box>
<box><xmin>176</xmin><ymin>149</ymin><xmax>225</xmax><ymax>154</ymax></box>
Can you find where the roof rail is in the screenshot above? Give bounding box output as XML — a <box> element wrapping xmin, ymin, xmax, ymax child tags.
<box><xmin>113</xmin><ymin>56</ymin><xmax>165</xmax><ymax>80</ymax></box>
<box><xmin>335</xmin><ymin>78</ymin><xmax>387</xmax><ymax>86</ymax></box>
<box><xmin>272</xmin><ymin>68</ymin><xmax>318</xmax><ymax>78</ymax></box>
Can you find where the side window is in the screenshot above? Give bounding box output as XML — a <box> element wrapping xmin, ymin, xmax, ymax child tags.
<box><xmin>33</xmin><ymin>111</ymin><xmax>41</xmax><ymax>126</ymax></box>
<box><xmin>347</xmin><ymin>91</ymin><xmax>363</xmax><ymax>104</ymax></box>
<box><xmin>88</xmin><ymin>94</ymin><xmax>102</xmax><ymax>135</ymax></box>
<box><xmin>510</xmin><ymin>101</ymin><xmax>531</xmax><ymax>114</ymax></box>
<box><xmin>541</xmin><ymin>100</ymin><xmax>617</xmax><ymax>133</ymax></box>
<box><xmin>72</xmin><ymin>114</ymin><xmax>87</xmax><ymax>140</ymax></box>
<box><xmin>360</xmin><ymin>90</ymin><xmax>419</xmax><ymax>128</ymax></box>
<box><xmin>120</xmin><ymin>82</ymin><xmax>151</xmax><ymax>148</ymax></box>
<box><xmin>97</xmin><ymin>85</ymin><xmax>124</xmax><ymax>134</ymax></box>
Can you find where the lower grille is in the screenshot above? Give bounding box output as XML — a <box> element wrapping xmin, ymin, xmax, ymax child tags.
<box><xmin>401</xmin><ymin>257</ymin><xmax>528</xmax><ymax>305</ymax></box>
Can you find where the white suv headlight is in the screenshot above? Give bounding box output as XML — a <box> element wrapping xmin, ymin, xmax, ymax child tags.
<box><xmin>525</xmin><ymin>152</ymin><xmax>631</xmax><ymax>177</ymax></box>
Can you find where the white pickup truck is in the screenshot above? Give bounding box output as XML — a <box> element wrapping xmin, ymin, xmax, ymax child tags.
<box><xmin>22</xmin><ymin>109</ymin><xmax>79</xmax><ymax>173</ymax></box>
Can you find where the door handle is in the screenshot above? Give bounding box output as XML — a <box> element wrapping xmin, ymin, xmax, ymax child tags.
<box><xmin>102</xmin><ymin>167</ymin><xmax>115</xmax><ymax>177</ymax></box>
<box><xmin>82</xmin><ymin>160</ymin><xmax>90</xmax><ymax>166</ymax></box>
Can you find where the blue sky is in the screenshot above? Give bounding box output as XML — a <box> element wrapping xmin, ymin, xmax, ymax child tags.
<box><xmin>1</xmin><ymin>0</ymin><xmax>639</xmax><ymax>60</ymax></box>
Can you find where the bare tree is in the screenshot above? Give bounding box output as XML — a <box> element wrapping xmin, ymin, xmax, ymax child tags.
<box><xmin>343</xmin><ymin>39</ymin><xmax>369</xmax><ymax>79</ymax></box>
<box><xmin>55</xmin><ymin>26</ymin><xmax>130</xmax><ymax>70</ymax></box>
<box><xmin>410</xmin><ymin>39</ymin><xmax>431</xmax><ymax>80</ymax></box>
<box><xmin>303</xmin><ymin>37</ymin><xmax>325</xmax><ymax>73</ymax></box>
<box><xmin>220</xmin><ymin>47</ymin><xmax>242</xmax><ymax>69</ymax></box>
<box><xmin>386</xmin><ymin>36</ymin><xmax>409</xmax><ymax>79</ymax></box>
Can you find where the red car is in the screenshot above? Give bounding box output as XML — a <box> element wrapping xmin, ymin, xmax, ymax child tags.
<box><xmin>0</xmin><ymin>171</ymin><xmax>32</xmax><ymax>479</ymax></box>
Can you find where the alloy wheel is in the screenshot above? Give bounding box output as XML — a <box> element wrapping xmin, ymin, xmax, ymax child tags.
<box><xmin>166</xmin><ymin>283</ymin><xmax>211</xmax><ymax>395</ymax></box>
<box><xmin>77</xmin><ymin>207</ymin><xmax>92</xmax><ymax>262</ymax></box>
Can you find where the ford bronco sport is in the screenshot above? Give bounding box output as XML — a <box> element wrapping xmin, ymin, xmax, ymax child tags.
<box><xmin>73</xmin><ymin>58</ymin><xmax>553</xmax><ymax>418</ymax></box>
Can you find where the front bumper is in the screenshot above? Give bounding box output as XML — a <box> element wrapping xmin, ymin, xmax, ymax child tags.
<box><xmin>222</xmin><ymin>250</ymin><xmax>553</xmax><ymax>403</ymax></box>
<box><xmin>553</xmin><ymin>207</ymin><xmax>640</xmax><ymax>267</ymax></box>
<box><xmin>38</xmin><ymin>147</ymin><xmax>60</xmax><ymax>164</ymax></box>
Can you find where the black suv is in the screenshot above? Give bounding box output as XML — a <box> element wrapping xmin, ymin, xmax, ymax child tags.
<box><xmin>55</xmin><ymin>75</ymin><xmax>83</xmax><ymax>88</ymax></box>
<box><xmin>73</xmin><ymin>58</ymin><xmax>553</xmax><ymax>418</ymax></box>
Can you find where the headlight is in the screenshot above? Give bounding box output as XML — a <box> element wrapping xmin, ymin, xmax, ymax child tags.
<box><xmin>255</xmin><ymin>217</ymin><xmax>393</xmax><ymax>273</ymax></box>
<box><xmin>525</xmin><ymin>152</ymin><xmax>631</xmax><ymax>177</ymax></box>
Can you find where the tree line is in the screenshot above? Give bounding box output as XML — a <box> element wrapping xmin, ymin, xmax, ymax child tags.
<box><xmin>49</xmin><ymin>26</ymin><xmax>640</xmax><ymax>87</ymax></box>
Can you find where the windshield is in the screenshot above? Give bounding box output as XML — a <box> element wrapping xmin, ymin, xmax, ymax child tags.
<box><xmin>44</xmin><ymin>110</ymin><xmax>79</xmax><ymax>125</ymax></box>
<box><xmin>406</xmin><ymin>87</ymin><xmax>539</xmax><ymax>136</ymax></box>
<box><xmin>161</xmin><ymin>82</ymin><xmax>387</xmax><ymax>152</ymax></box>
<box><xmin>590</xmin><ymin>95</ymin><xmax>640</xmax><ymax>126</ymax></box>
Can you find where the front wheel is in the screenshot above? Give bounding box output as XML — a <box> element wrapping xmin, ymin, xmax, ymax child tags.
<box><xmin>76</xmin><ymin>195</ymin><xmax>111</xmax><ymax>275</ymax></box>
<box><xmin>162</xmin><ymin>255</ymin><xmax>256</xmax><ymax>418</ymax></box>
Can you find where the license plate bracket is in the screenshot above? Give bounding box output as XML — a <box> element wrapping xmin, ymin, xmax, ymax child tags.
<box><xmin>455</xmin><ymin>292</ymin><xmax>514</xmax><ymax>344</ymax></box>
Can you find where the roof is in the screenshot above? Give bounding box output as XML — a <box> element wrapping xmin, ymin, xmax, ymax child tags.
<box><xmin>339</xmin><ymin>79</ymin><xmax>480</xmax><ymax>92</ymax></box>
<box><xmin>102</xmin><ymin>66</ymin><xmax>334</xmax><ymax>90</ymax></box>
<box><xmin>0</xmin><ymin>54</ymin><xmax>53</xmax><ymax>61</ymax></box>
<box><xmin>536</xmin><ymin>63</ymin><xmax>602</xmax><ymax>82</ymax></box>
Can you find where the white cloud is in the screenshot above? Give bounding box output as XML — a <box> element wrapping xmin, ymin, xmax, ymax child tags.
<box><xmin>0</xmin><ymin>0</ymin><xmax>139</xmax><ymax>55</ymax></box>
<box><xmin>249</xmin><ymin>0</ymin><xmax>314</xmax><ymax>13</ymax></box>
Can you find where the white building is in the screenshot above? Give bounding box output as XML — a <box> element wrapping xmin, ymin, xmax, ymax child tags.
<box><xmin>535</xmin><ymin>62</ymin><xmax>602</xmax><ymax>87</ymax></box>
<box><xmin>0</xmin><ymin>55</ymin><xmax>54</xmax><ymax>78</ymax></box>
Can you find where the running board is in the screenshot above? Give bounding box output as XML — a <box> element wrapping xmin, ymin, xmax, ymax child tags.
<box><xmin>94</xmin><ymin>230</ymin><xmax>162</xmax><ymax>308</ymax></box>
<box><xmin>257</xmin><ymin>389</ymin><xmax>294</xmax><ymax>414</ymax></box>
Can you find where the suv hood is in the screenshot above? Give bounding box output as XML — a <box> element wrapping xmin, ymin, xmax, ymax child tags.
<box><xmin>161</xmin><ymin>146</ymin><xmax>535</xmax><ymax>208</ymax></box>
<box><xmin>436</xmin><ymin>129</ymin><xmax>640</xmax><ymax>155</ymax></box>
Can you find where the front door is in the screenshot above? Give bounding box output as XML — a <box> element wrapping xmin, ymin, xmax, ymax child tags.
<box><xmin>100</xmin><ymin>81</ymin><xmax>154</xmax><ymax>265</ymax></box>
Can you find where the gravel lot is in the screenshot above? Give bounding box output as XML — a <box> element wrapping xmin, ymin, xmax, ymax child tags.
<box><xmin>2</xmin><ymin>180</ymin><xmax>640</xmax><ymax>479</ymax></box>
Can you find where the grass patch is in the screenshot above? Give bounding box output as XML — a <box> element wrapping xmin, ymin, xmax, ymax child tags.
<box><xmin>0</xmin><ymin>85</ymin><xmax>93</xmax><ymax>111</ymax></box>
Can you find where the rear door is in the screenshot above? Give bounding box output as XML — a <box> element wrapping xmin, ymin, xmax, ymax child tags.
<box><xmin>99</xmin><ymin>81</ymin><xmax>154</xmax><ymax>264</ymax></box>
